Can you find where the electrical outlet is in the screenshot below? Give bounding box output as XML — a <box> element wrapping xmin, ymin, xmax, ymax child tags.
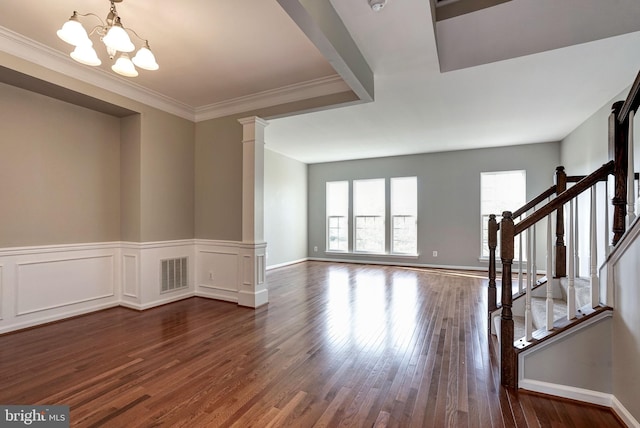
<box><xmin>432</xmin><ymin>251</ymin><xmax>438</xmax><ymax>257</ymax></box>
<box><xmin>208</xmin><ymin>271</ymin><xmax>213</xmax><ymax>280</ymax></box>
<box><xmin>314</xmin><ymin>246</ymin><xmax>318</xmax><ymax>252</ymax></box>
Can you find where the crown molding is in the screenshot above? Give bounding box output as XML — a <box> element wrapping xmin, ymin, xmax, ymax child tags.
<box><xmin>0</xmin><ymin>25</ymin><xmax>353</xmax><ymax>124</ymax></box>
<box><xmin>0</xmin><ymin>26</ymin><xmax>196</xmax><ymax>121</ymax></box>
<box><xmin>194</xmin><ymin>74</ymin><xmax>350</xmax><ymax>122</ymax></box>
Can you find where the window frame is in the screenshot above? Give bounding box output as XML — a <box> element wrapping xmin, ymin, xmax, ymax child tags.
<box><xmin>390</xmin><ymin>176</ymin><xmax>418</xmax><ymax>255</ymax></box>
<box><xmin>324</xmin><ymin>177</ymin><xmax>419</xmax><ymax>257</ymax></box>
<box><xmin>326</xmin><ymin>181</ymin><xmax>349</xmax><ymax>252</ymax></box>
<box><xmin>480</xmin><ymin>170</ymin><xmax>527</xmax><ymax>260</ymax></box>
<box><xmin>353</xmin><ymin>178</ymin><xmax>386</xmax><ymax>253</ymax></box>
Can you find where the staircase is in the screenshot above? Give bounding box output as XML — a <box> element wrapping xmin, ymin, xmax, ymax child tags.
<box><xmin>488</xmin><ymin>69</ymin><xmax>640</xmax><ymax>390</ymax></box>
<box><xmin>492</xmin><ymin>277</ymin><xmax>595</xmax><ymax>345</ymax></box>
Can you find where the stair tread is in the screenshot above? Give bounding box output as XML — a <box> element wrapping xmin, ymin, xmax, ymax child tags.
<box><xmin>559</xmin><ymin>277</ymin><xmax>592</xmax><ymax>308</ymax></box>
<box><xmin>513</xmin><ymin>316</ymin><xmax>526</xmax><ymax>340</ymax></box>
<box><xmin>531</xmin><ymin>297</ymin><xmax>567</xmax><ymax>330</ymax></box>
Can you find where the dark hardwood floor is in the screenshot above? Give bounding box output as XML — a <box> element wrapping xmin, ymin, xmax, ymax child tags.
<box><xmin>0</xmin><ymin>261</ymin><xmax>623</xmax><ymax>427</ymax></box>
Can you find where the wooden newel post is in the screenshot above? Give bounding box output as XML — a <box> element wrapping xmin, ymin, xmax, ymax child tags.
<box><xmin>554</xmin><ymin>166</ymin><xmax>567</xmax><ymax>278</ymax></box>
<box><xmin>612</xmin><ymin>101</ymin><xmax>629</xmax><ymax>246</ymax></box>
<box><xmin>488</xmin><ymin>214</ymin><xmax>498</xmax><ymax>315</ymax></box>
<box><xmin>500</xmin><ymin>211</ymin><xmax>517</xmax><ymax>388</ymax></box>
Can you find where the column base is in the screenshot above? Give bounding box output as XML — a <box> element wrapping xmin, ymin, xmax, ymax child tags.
<box><xmin>238</xmin><ymin>289</ymin><xmax>269</xmax><ymax>308</ymax></box>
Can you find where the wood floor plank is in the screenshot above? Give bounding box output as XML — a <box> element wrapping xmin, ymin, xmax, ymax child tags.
<box><xmin>0</xmin><ymin>262</ymin><xmax>624</xmax><ymax>427</ymax></box>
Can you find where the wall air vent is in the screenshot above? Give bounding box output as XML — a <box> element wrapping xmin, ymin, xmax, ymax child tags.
<box><xmin>161</xmin><ymin>257</ymin><xmax>188</xmax><ymax>292</ymax></box>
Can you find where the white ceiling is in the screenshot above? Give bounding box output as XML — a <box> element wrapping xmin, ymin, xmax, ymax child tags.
<box><xmin>2</xmin><ymin>0</ymin><xmax>640</xmax><ymax>164</ymax></box>
<box><xmin>267</xmin><ymin>0</ymin><xmax>640</xmax><ymax>163</ymax></box>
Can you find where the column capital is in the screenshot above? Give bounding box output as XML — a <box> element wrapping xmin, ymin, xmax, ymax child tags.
<box><xmin>238</xmin><ymin>116</ymin><xmax>269</xmax><ymax>142</ymax></box>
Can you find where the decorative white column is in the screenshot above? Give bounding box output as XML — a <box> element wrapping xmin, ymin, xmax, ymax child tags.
<box><xmin>237</xmin><ymin>116</ymin><xmax>269</xmax><ymax>308</ymax></box>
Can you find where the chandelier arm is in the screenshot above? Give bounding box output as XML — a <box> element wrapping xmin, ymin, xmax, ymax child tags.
<box><xmin>87</xmin><ymin>25</ymin><xmax>107</xmax><ymax>37</ymax></box>
<box><xmin>123</xmin><ymin>27</ymin><xmax>149</xmax><ymax>45</ymax></box>
<box><xmin>74</xmin><ymin>12</ymin><xmax>106</xmax><ymax>27</ymax></box>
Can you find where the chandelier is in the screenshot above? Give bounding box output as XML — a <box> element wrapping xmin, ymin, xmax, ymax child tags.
<box><xmin>56</xmin><ymin>0</ymin><xmax>158</xmax><ymax>77</ymax></box>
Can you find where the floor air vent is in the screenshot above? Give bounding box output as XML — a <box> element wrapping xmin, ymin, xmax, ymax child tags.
<box><xmin>161</xmin><ymin>257</ymin><xmax>188</xmax><ymax>292</ymax></box>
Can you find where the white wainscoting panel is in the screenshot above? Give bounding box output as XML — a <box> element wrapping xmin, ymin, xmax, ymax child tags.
<box><xmin>198</xmin><ymin>251</ymin><xmax>238</xmax><ymax>292</ymax></box>
<box><xmin>0</xmin><ymin>239</ymin><xmax>273</xmax><ymax>333</ymax></box>
<box><xmin>257</xmin><ymin>254</ymin><xmax>265</xmax><ymax>285</ymax></box>
<box><xmin>242</xmin><ymin>255</ymin><xmax>253</xmax><ymax>286</ymax></box>
<box><xmin>16</xmin><ymin>255</ymin><xmax>115</xmax><ymax>315</ymax></box>
<box><xmin>123</xmin><ymin>254</ymin><xmax>139</xmax><ymax>298</ymax></box>
<box><xmin>0</xmin><ymin>243</ymin><xmax>122</xmax><ymax>334</ymax></box>
<box><xmin>123</xmin><ymin>240</ymin><xmax>195</xmax><ymax>310</ymax></box>
<box><xmin>195</xmin><ymin>241</ymin><xmax>242</xmax><ymax>303</ymax></box>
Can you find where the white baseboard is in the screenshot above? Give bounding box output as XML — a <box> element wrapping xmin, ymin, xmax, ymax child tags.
<box><xmin>519</xmin><ymin>379</ymin><xmax>612</xmax><ymax>406</ymax></box>
<box><xmin>119</xmin><ymin>292</ymin><xmax>194</xmax><ymax>311</ymax></box>
<box><xmin>0</xmin><ymin>301</ymin><xmax>120</xmax><ymax>335</ymax></box>
<box><xmin>308</xmin><ymin>256</ymin><xmax>484</xmax><ymax>272</ymax></box>
<box><xmin>612</xmin><ymin>396</ymin><xmax>640</xmax><ymax>428</ymax></box>
<box><xmin>195</xmin><ymin>288</ymin><xmax>238</xmax><ymax>303</ymax></box>
<box><xmin>519</xmin><ymin>379</ymin><xmax>639</xmax><ymax>427</ymax></box>
<box><xmin>266</xmin><ymin>258</ymin><xmax>308</xmax><ymax>270</ymax></box>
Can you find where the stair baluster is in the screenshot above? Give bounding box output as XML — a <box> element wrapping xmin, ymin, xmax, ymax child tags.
<box><xmin>525</xmin><ymin>224</ymin><xmax>533</xmax><ymax>341</ymax></box>
<box><xmin>574</xmin><ymin>197</ymin><xmax>580</xmax><ymax>277</ymax></box>
<box><xmin>555</xmin><ymin>166</ymin><xmax>567</xmax><ymax>277</ymax></box>
<box><xmin>628</xmin><ymin>110</ymin><xmax>636</xmax><ymax>225</ymax></box>
<box><xmin>605</xmin><ymin>180</ymin><xmax>612</xmax><ymax>257</ymax></box>
<box><xmin>546</xmin><ymin>205</ymin><xmax>554</xmax><ymax>330</ymax></box>
<box><xmin>590</xmin><ymin>184</ymin><xmax>599</xmax><ymax>308</ymax></box>
<box><xmin>531</xmin><ymin>219</ymin><xmax>537</xmax><ymax>285</ymax></box>
<box><xmin>518</xmin><ymin>223</ymin><xmax>524</xmax><ymax>294</ymax></box>
<box><xmin>567</xmin><ymin>199</ymin><xmax>577</xmax><ymax>319</ymax></box>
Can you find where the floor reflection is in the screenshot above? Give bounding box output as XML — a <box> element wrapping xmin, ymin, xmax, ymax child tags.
<box><xmin>325</xmin><ymin>265</ymin><xmax>418</xmax><ymax>354</ymax></box>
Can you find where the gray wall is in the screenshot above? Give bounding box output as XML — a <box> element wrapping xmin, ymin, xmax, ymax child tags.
<box><xmin>522</xmin><ymin>315</ymin><xmax>612</xmax><ymax>393</ymax></box>
<box><xmin>0</xmin><ymin>73</ymin><xmax>195</xmax><ymax>247</ymax></box>
<box><xmin>195</xmin><ymin>116</ymin><xmax>244</xmax><ymax>242</ymax></box>
<box><xmin>308</xmin><ymin>142</ymin><xmax>560</xmax><ymax>269</ymax></box>
<box><xmin>120</xmin><ymin>114</ymin><xmax>142</xmax><ymax>242</ymax></box>
<box><xmin>139</xmin><ymin>109</ymin><xmax>195</xmax><ymax>242</ymax></box>
<box><xmin>0</xmin><ymin>82</ymin><xmax>121</xmax><ymax>247</ymax></box>
<box><xmin>264</xmin><ymin>149</ymin><xmax>308</xmax><ymax>267</ymax></box>
<box><xmin>194</xmin><ymin>95</ymin><xmax>358</xmax><ymax>243</ymax></box>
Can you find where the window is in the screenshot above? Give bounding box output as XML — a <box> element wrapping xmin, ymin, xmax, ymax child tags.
<box><xmin>391</xmin><ymin>177</ymin><xmax>417</xmax><ymax>254</ymax></box>
<box><xmin>480</xmin><ymin>170</ymin><xmax>526</xmax><ymax>258</ymax></box>
<box><xmin>325</xmin><ymin>177</ymin><xmax>418</xmax><ymax>256</ymax></box>
<box><xmin>354</xmin><ymin>179</ymin><xmax>385</xmax><ymax>252</ymax></box>
<box><xmin>327</xmin><ymin>181</ymin><xmax>349</xmax><ymax>251</ymax></box>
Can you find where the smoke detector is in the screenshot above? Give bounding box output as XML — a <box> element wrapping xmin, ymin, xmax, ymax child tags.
<box><xmin>369</xmin><ymin>0</ymin><xmax>387</xmax><ymax>12</ymax></box>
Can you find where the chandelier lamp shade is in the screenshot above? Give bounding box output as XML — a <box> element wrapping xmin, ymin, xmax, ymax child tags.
<box><xmin>57</xmin><ymin>0</ymin><xmax>158</xmax><ymax>77</ymax></box>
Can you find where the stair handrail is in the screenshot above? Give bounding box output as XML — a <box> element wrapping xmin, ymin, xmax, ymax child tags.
<box><xmin>512</xmin><ymin>185</ymin><xmax>556</xmax><ymax>219</ymax></box>
<box><xmin>515</xmin><ymin>161</ymin><xmax>614</xmax><ymax>234</ymax></box>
